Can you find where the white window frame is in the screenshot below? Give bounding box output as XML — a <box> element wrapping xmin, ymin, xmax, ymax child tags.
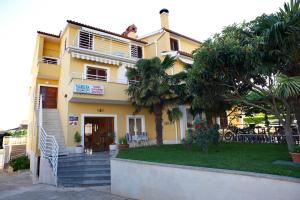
<box><xmin>78</xmin><ymin>30</ymin><xmax>94</xmax><ymax>50</ymax></box>
<box><xmin>126</xmin><ymin>115</ymin><xmax>146</xmax><ymax>134</ymax></box>
<box><xmin>84</xmin><ymin>64</ymin><xmax>110</xmax><ymax>82</ymax></box>
<box><xmin>170</xmin><ymin>37</ymin><xmax>181</xmax><ymax>51</ymax></box>
<box><xmin>130</xmin><ymin>43</ymin><xmax>144</xmax><ymax>59</ymax></box>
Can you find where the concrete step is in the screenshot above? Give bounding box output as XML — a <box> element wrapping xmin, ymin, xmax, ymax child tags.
<box><xmin>58</xmin><ymin>160</ymin><xmax>110</xmax><ymax>167</ymax></box>
<box><xmin>58</xmin><ymin>179</ymin><xmax>111</xmax><ymax>187</ymax></box>
<box><xmin>58</xmin><ymin>168</ymin><xmax>110</xmax><ymax>175</ymax></box>
<box><xmin>58</xmin><ymin>163</ymin><xmax>110</xmax><ymax>171</ymax></box>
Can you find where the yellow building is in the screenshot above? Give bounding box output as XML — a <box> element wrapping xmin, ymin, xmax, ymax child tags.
<box><xmin>27</xmin><ymin>9</ymin><xmax>202</xmax><ymax>179</ymax></box>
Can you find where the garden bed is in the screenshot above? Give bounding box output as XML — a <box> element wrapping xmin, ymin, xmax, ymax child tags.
<box><xmin>117</xmin><ymin>143</ymin><xmax>300</xmax><ymax>178</ymax></box>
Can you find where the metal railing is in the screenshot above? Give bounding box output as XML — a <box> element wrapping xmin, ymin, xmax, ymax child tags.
<box><xmin>38</xmin><ymin>96</ymin><xmax>59</xmax><ymax>176</ymax></box>
<box><xmin>71</xmin><ymin>72</ymin><xmax>129</xmax><ymax>85</ymax></box>
<box><xmin>41</xmin><ymin>56</ymin><xmax>59</xmax><ymax>65</ymax></box>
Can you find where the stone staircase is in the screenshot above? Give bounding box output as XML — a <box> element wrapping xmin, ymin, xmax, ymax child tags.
<box><xmin>42</xmin><ymin>109</ymin><xmax>68</xmax><ymax>156</ymax></box>
<box><xmin>57</xmin><ymin>152</ymin><xmax>111</xmax><ymax>187</ymax></box>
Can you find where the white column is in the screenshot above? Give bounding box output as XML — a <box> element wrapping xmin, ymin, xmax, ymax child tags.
<box><xmin>179</xmin><ymin>105</ymin><xmax>187</xmax><ymax>141</ymax></box>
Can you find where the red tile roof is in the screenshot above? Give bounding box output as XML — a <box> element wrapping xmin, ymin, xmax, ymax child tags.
<box><xmin>67</xmin><ymin>20</ymin><xmax>147</xmax><ymax>44</ymax></box>
<box><xmin>163</xmin><ymin>28</ymin><xmax>201</xmax><ymax>44</ymax></box>
<box><xmin>37</xmin><ymin>31</ymin><xmax>60</xmax><ymax>38</ymax></box>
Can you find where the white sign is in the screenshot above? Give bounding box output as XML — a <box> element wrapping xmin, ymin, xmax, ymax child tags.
<box><xmin>74</xmin><ymin>84</ymin><xmax>104</xmax><ymax>95</ymax></box>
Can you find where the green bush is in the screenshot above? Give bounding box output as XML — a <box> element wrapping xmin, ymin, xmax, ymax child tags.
<box><xmin>293</xmin><ymin>145</ymin><xmax>300</xmax><ymax>153</ymax></box>
<box><xmin>74</xmin><ymin>131</ymin><xmax>81</xmax><ymax>144</ymax></box>
<box><xmin>118</xmin><ymin>137</ymin><xmax>128</xmax><ymax>144</ymax></box>
<box><xmin>9</xmin><ymin>155</ymin><xmax>30</xmax><ymax>171</ymax></box>
<box><xmin>183</xmin><ymin>124</ymin><xmax>220</xmax><ymax>152</ymax></box>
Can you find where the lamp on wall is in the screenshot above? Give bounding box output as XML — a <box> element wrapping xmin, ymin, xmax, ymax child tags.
<box><xmin>64</xmin><ymin>94</ymin><xmax>67</xmax><ymax>98</ymax></box>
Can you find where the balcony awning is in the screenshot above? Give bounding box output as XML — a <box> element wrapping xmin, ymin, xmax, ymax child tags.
<box><xmin>70</xmin><ymin>52</ymin><xmax>135</xmax><ymax>68</ymax></box>
<box><xmin>178</xmin><ymin>57</ymin><xmax>193</xmax><ymax>65</ymax></box>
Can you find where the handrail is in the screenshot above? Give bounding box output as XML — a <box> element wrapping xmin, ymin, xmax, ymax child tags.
<box><xmin>38</xmin><ymin>95</ymin><xmax>59</xmax><ymax>177</ymax></box>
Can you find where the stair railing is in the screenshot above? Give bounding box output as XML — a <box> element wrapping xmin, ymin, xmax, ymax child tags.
<box><xmin>38</xmin><ymin>95</ymin><xmax>59</xmax><ymax>176</ymax></box>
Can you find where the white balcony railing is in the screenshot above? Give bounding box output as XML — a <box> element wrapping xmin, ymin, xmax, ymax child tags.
<box><xmin>41</xmin><ymin>56</ymin><xmax>59</xmax><ymax>65</ymax></box>
<box><xmin>71</xmin><ymin>30</ymin><xmax>142</xmax><ymax>60</ymax></box>
<box><xmin>71</xmin><ymin>72</ymin><xmax>129</xmax><ymax>85</ymax></box>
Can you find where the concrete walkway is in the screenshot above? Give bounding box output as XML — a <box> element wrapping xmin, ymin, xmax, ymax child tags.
<box><xmin>0</xmin><ymin>171</ymin><xmax>133</xmax><ymax>200</ymax></box>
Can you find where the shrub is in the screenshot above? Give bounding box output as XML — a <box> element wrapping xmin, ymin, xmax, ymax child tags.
<box><xmin>183</xmin><ymin>124</ymin><xmax>220</xmax><ymax>152</ymax></box>
<box><xmin>9</xmin><ymin>155</ymin><xmax>30</xmax><ymax>171</ymax></box>
<box><xmin>74</xmin><ymin>131</ymin><xmax>81</xmax><ymax>145</ymax></box>
<box><xmin>293</xmin><ymin>145</ymin><xmax>300</xmax><ymax>153</ymax></box>
<box><xmin>118</xmin><ymin>137</ymin><xmax>128</xmax><ymax>144</ymax></box>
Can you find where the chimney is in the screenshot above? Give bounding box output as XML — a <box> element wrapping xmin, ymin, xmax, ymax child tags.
<box><xmin>159</xmin><ymin>8</ymin><xmax>169</xmax><ymax>29</ymax></box>
<box><xmin>122</xmin><ymin>24</ymin><xmax>137</xmax><ymax>38</ymax></box>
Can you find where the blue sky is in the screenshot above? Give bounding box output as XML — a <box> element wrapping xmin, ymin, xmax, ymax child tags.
<box><xmin>0</xmin><ymin>0</ymin><xmax>287</xmax><ymax>130</ymax></box>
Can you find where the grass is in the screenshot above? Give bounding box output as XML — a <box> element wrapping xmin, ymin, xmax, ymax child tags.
<box><xmin>117</xmin><ymin>143</ymin><xmax>300</xmax><ymax>178</ymax></box>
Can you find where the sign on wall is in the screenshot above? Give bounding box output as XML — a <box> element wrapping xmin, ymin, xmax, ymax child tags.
<box><xmin>74</xmin><ymin>84</ymin><xmax>104</xmax><ymax>95</ymax></box>
<box><xmin>69</xmin><ymin>115</ymin><xmax>79</xmax><ymax>125</ymax></box>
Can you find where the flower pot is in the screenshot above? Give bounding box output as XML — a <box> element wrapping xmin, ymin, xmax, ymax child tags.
<box><xmin>74</xmin><ymin>146</ymin><xmax>84</xmax><ymax>154</ymax></box>
<box><xmin>109</xmin><ymin>144</ymin><xmax>117</xmax><ymax>151</ymax></box>
<box><xmin>290</xmin><ymin>152</ymin><xmax>300</xmax><ymax>163</ymax></box>
<box><xmin>118</xmin><ymin>144</ymin><xmax>129</xmax><ymax>150</ymax></box>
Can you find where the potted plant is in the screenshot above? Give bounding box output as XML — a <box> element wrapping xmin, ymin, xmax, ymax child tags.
<box><xmin>118</xmin><ymin>137</ymin><xmax>129</xmax><ymax>149</ymax></box>
<box><xmin>290</xmin><ymin>145</ymin><xmax>300</xmax><ymax>163</ymax></box>
<box><xmin>108</xmin><ymin>132</ymin><xmax>117</xmax><ymax>151</ymax></box>
<box><xmin>74</xmin><ymin>131</ymin><xmax>83</xmax><ymax>153</ymax></box>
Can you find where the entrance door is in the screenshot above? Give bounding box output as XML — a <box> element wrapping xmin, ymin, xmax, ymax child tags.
<box><xmin>84</xmin><ymin>117</ymin><xmax>114</xmax><ymax>151</ymax></box>
<box><xmin>40</xmin><ymin>86</ymin><xmax>58</xmax><ymax>108</ymax></box>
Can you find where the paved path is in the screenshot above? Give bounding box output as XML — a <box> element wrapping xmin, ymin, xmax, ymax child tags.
<box><xmin>0</xmin><ymin>171</ymin><xmax>133</xmax><ymax>200</ymax></box>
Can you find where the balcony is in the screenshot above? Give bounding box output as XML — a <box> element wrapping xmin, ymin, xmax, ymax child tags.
<box><xmin>68</xmin><ymin>72</ymin><xmax>131</xmax><ymax>104</ymax></box>
<box><xmin>69</xmin><ymin>30</ymin><xmax>142</xmax><ymax>66</ymax></box>
<box><xmin>37</xmin><ymin>57</ymin><xmax>60</xmax><ymax>80</ymax></box>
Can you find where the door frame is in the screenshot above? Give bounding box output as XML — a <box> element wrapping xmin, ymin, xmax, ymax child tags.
<box><xmin>37</xmin><ymin>84</ymin><xmax>58</xmax><ymax>102</ymax></box>
<box><xmin>81</xmin><ymin>114</ymin><xmax>118</xmax><ymax>147</ymax></box>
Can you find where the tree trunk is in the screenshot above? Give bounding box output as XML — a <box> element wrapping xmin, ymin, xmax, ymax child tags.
<box><xmin>205</xmin><ymin>112</ymin><xmax>213</xmax><ymax>128</ymax></box>
<box><xmin>283</xmin><ymin>124</ymin><xmax>295</xmax><ymax>152</ymax></box>
<box><xmin>292</xmin><ymin>98</ymin><xmax>300</xmax><ymax>134</ymax></box>
<box><xmin>154</xmin><ymin>104</ymin><xmax>163</xmax><ymax>145</ymax></box>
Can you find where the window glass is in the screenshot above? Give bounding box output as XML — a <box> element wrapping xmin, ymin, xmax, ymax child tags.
<box><xmin>86</xmin><ymin>67</ymin><xmax>107</xmax><ymax>81</ymax></box>
<box><xmin>170</xmin><ymin>38</ymin><xmax>179</xmax><ymax>51</ymax></box>
<box><xmin>129</xmin><ymin>118</ymin><xmax>135</xmax><ymax>134</ymax></box>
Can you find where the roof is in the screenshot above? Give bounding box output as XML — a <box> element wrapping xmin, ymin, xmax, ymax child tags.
<box><xmin>67</xmin><ymin>20</ymin><xmax>147</xmax><ymax>44</ymax></box>
<box><xmin>163</xmin><ymin>28</ymin><xmax>201</xmax><ymax>44</ymax></box>
<box><xmin>37</xmin><ymin>31</ymin><xmax>60</xmax><ymax>38</ymax></box>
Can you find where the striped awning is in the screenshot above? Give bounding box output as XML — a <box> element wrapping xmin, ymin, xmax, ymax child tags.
<box><xmin>71</xmin><ymin>52</ymin><xmax>134</xmax><ymax>68</ymax></box>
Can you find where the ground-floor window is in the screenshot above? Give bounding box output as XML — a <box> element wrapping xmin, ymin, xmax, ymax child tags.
<box><xmin>126</xmin><ymin>115</ymin><xmax>145</xmax><ymax>134</ymax></box>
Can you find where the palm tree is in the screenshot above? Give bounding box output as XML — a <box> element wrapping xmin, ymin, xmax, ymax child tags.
<box><xmin>253</xmin><ymin>0</ymin><xmax>300</xmax><ymax>130</ymax></box>
<box><xmin>126</xmin><ymin>55</ymin><xmax>183</xmax><ymax>145</ymax></box>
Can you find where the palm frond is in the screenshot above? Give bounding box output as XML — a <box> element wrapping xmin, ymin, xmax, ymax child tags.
<box><xmin>275</xmin><ymin>74</ymin><xmax>300</xmax><ymax>98</ymax></box>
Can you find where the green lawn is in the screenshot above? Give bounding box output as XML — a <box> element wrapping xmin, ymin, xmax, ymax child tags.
<box><xmin>117</xmin><ymin>143</ymin><xmax>300</xmax><ymax>178</ymax></box>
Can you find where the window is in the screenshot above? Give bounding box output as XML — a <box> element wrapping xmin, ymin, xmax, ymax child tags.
<box><xmin>128</xmin><ymin>75</ymin><xmax>140</xmax><ymax>85</ymax></box>
<box><xmin>131</xmin><ymin>45</ymin><xmax>143</xmax><ymax>58</ymax></box>
<box><xmin>127</xmin><ymin>116</ymin><xmax>145</xmax><ymax>134</ymax></box>
<box><xmin>170</xmin><ymin>38</ymin><xmax>179</xmax><ymax>51</ymax></box>
<box><xmin>79</xmin><ymin>31</ymin><xmax>93</xmax><ymax>50</ymax></box>
<box><xmin>86</xmin><ymin>66</ymin><xmax>107</xmax><ymax>81</ymax></box>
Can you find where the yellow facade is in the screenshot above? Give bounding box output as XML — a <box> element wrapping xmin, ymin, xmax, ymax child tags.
<box><xmin>28</xmin><ymin>10</ymin><xmax>201</xmax><ymax>160</ymax></box>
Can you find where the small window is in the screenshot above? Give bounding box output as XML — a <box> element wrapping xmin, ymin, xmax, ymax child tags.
<box><xmin>128</xmin><ymin>75</ymin><xmax>140</xmax><ymax>85</ymax></box>
<box><xmin>131</xmin><ymin>45</ymin><xmax>143</xmax><ymax>58</ymax></box>
<box><xmin>86</xmin><ymin>66</ymin><xmax>107</xmax><ymax>81</ymax></box>
<box><xmin>127</xmin><ymin>116</ymin><xmax>144</xmax><ymax>134</ymax></box>
<box><xmin>170</xmin><ymin>38</ymin><xmax>179</xmax><ymax>51</ymax></box>
<box><xmin>79</xmin><ymin>31</ymin><xmax>93</xmax><ymax>50</ymax></box>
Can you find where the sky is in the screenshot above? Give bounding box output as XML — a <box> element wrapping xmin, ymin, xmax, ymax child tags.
<box><xmin>0</xmin><ymin>0</ymin><xmax>287</xmax><ymax>130</ymax></box>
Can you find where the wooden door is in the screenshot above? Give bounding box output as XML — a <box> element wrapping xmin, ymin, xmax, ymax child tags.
<box><xmin>40</xmin><ymin>86</ymin><xmax>58</xmax><ymax>108</ymax></box>
<box><xmin>85</xmin><ymin>117</ymin><xmax>114</xmax><ymax>152</ymax></box>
